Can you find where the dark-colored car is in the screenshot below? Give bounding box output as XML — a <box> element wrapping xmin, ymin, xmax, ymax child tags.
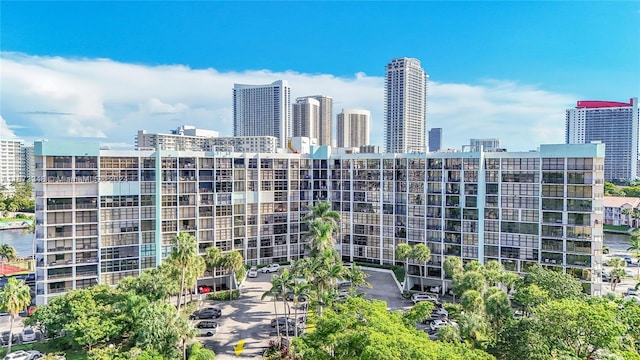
<box><xmin>270</xmin><ymin>317</ymin><xmax>304</xmax><ymax>327</ymax></box>
<box><xmin>0</xmin><ymin>330</ymin><xmax>19</xmax><ymax>346</ymax></box>
<box><xmin>189</xmin><ymin>308</ymin><xmax>222</xmax><ymax>320</ymax></box>
<box><xmin>285</xmin><ymin>293</ymin><xmax>308</xmax><ymax>302</ymax></box>
<box><xmin>274</xmin><ymin>325</ymin><xmax>304</xmax><ymax>336</ymax></box>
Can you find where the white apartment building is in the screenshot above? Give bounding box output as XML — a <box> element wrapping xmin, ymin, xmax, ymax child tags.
<box><xmin>233</xmin><ymin>80</ymin><xmax>291</xmax><ymax>149</ymax></box>
<box><xmin>384</xmin><ymin>57</ymin><xmax>428</xmax><ymax>153</ymax></box>
<box><xmin>136</xmin><ymin>129</ymin><xmax>278</xmax><ymax>154</ymax></box>
<box><xmin>308</xmin><ymin>95</ymin><xmax>333</xmax><ymax>146</ymax></box>
<box><xmin>0</xmin><ymin>138</ymin><xmax>23</xmax><ymax>187</ymax></box>
<box><xmin>336</xmin><ymin>109</ymin><xmax>370</xmax><ymax>148</ymax></box>
<box><xmin>470</xmin><ymin>138</ymin><xmax>502</xmax><ymax>152</ymax></box>
<box><xmin>33</xmin><ymin>141</ymin><xmax>605</xmax><ymax>304</ymax></box>
<box><xmin>566</xmin><ymin>98</ymin><xmax>639</xmax><ymax>182</ymax></box>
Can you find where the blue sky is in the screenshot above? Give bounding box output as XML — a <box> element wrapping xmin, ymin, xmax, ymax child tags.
<box><xmin>1</xmin><ymin>1</ymin><xmax>639</xmax><ymax>150</ymax></box>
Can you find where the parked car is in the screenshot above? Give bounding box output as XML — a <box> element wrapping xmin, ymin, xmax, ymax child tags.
<box><xmin>197</xmin><ymin>286</ymin><xmax>211</xmax><ymax>294</ymax></box>
<box><xmin>0</xmin><ymin>331</ymin><xmax>18</xmax><ymax>346</ymax></box>
<box><xmin>431</xmin><ymin>307</ymin><xmax>448</xmax><ymax>318</ymax></box>
<box><xmin>275</xmin><ymin>325</ymin><xmax>304</xmax><ymax>336</ymax></box>
<box><xmin>430</xmin><ymin>319</ymin><xmax>450</xmax><ymax>331</ymax></box>
<box><xmin>21</xmin><ymin>328</ymin><xmax>36</xmax><ymax>343</ymax></box>
<box><xmin>190</xmin><ymin>308</ymin><xmax>222</xmax><ymax>320</ymax></box>
<box><xmin>285</xmin><ymin>293</ymin><xmax>308</xmax><ymax>302</ymax></box>
<box><xmin>427</xmin><ymin>285</ymin><xmax>441</xmax><ymax>294</ymax></box>
<box><xmin>337</xmin><ymin>280</ymin><xmax>352</xmax><ymax>289</ymax></box>
<box><xmin>260</xmin><ymin>264</ymin><xmax>280</xmax><ymax>273</ymax></box>
<box><xmin>626</xmin><ymin>288</ymin><xmax>639</xmax><ymax>297</ymax></box>
<box><xmin>412</xmin><ymin>293</ymin><xmax>441</xmax><ymax>305</ymax></box>
<box><xmin>248</xmin><ymin>266</ymin><xmax>258</xmax><ymax>278</ymax></box>
<box><xmin>195</xmin><ymin>321</ymin><xmax>218</xmax><ymax>336</ymax></box>
<box><xmin>602</xmin><ymin>273</ymin><xmax>610</xmax><ymax>282</ymax></box>
<box><xmin>270</xmin><ymin>317</ymin><xmax>303</xmax><ymax>328</ymax></box>
<box><xmin>624</xmin><ymin>256</ymin><xmax>634</xmax><ymax>265</ymax></box>
<box><xmin>3</xmin><ymin>350</ymin><xmax>43</xmax><ymax>360</ymax></box>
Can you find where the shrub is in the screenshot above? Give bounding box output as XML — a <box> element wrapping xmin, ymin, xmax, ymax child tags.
<box><xmin>207</xmin><ymin>290</ymin><xmax>240</xmax><ymax>301</ymax></box>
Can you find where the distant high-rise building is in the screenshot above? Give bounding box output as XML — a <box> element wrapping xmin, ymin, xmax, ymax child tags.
<box><xmin>136</xmin><ymin>127</ymin><xmax>278</xmax><ymax>153</ymax></box>
<box><xmin>428</xmin><ymin>128</ymin><xmax>442</xmax><ymax>152</ymax></box>
<box><xmin>470</xmin><ymin>138</ymin><xmax>501</xmax><ymax>152</ymax></box>
<box><xmin>384</xmin><ymin>57</ymin><xmax>428</xmax><ymax>153</ymax></box>
<box><xmin>336</xmin><ymin>109</ymin><xmax>370</xmax><ymax>148</ymax></box>
<box><xmin>309</xmin><ymin>95</ymin><xmax>333</xmax><ymax>146</ymax></box>
<box><xmin>566</xmin><ymin>98</ymin><xmax>639</xmax><ymax>182</ymax></box>
<box><xmin>233</xmin><ymin>80</ymin><xmax>291</xmax><ymax>149</ymax></box>
<box><xmin>292</xmin><ymin>97</ymin><xmax>320</xmax><ymax>142</ymax></box>
<box><xmin>0</xmin><ymin>138</ymin><xmax>22</xmax><ymax>186</ymax></box>
<box><xmin>20</xmin><ymin>144</ymin><xmax>34</xmax><ymax>182</ymax></box>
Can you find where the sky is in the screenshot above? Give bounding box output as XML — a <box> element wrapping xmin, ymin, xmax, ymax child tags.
<box><xmin>1</xmin><ymin>1</ymin><xmax>639</xmax><ymax>151</ymax></box>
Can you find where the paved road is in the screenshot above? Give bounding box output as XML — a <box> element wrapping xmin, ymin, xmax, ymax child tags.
<box><xmin>360</xmin><ymin>269</ymin><xmax>413</xmax><ymax>311</ymax></box>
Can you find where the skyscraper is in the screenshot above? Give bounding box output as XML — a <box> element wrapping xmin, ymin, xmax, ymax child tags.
<box><xmin>384</xmin><ymin>57</ymin><xmax>428</xmax><ymax>153</ymax></box>
<box><xmin>566</xmin><ymin>98</ymin><xmax>639</xmax><ymax>182</ymax></box>
<box><xmin>233</xmin><ymin>80</ymin><xmax>291</xmax><ymax>149</ymax></box>
<box><xmin>336</xmin><ymin>109</ymin><xmax>370</xmax><ymax>148</ymax></box>
<box><xmin>292</xmin><ymin>97</ymin><xmax>320</xmax><ymax>141</ymax></box>
<box><xmin>309</xmin><ymin>95</ymin><xmax>333</xmax><ymax>146</ymax></box>
<box><xmin>428</xmin><ymin>128</ymin><xmax>442</xmax><ymax>152</ymax></box>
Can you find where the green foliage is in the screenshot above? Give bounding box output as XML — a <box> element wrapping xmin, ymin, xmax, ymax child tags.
<box><xmin>293</xmin><ymin>297</ymin><xmax>494</xmax><ymax>360</ymax></box>
<box><xmin>402</xmin><ymin>301</ymin><xmax>434</xmax><ymax>327</ymax></box>
<box><xmin>460</xmin><ymin>290</ymin><xmax>484</xmax><ymax>314</ymax></box>
<box><xmin>522</xmin><ymin>264</ymin><xmax>583</xmax><ymax>299</ymax></box>
<box><xmin>513</xmin><ymin>283</ymin><xmax>548</xmax><ymax>316</ymax></box>
<box><xmin>0</xmin><ymin>181</ymin><xmax>35</xmax><ymax>213</ymax></box>
<box><xmin>187</xmin><ymin>342</ymin><xmax>215</xmax><ymax>360</ymax></box>
<box><xmin>492</xmin><ymin>317</ymin><xmax>552</xmax><ymax>360</ymax></box>
<box><xmin>453</xmin><ymin>271</ymin><xmax>487</xmax><ymax>296</ymax></box>
<box><xmin>206</xmin><ymin>290</ymin><xmax>240</xmax><ymax>301</ymax></box>
<box><xmin>605</xmin><ymin>181</ymin><xmax>640</xmax><ymax>197</ymax></box>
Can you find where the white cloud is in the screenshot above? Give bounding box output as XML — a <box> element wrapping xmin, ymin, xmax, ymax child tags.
<box><xmin>0</xmin><ymin>52</ymin><xmax>576</xmax><ymax>151</ymax></box>
<box><xmin>0</xmin><ymin>115</ymin><xmax>17</xmax><ymax>138</ymax></box>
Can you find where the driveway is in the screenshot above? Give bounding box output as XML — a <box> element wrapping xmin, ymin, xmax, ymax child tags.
<box><xmin>360</xmin><ymin>269</ymin><xmax>413</xmax><ymax>311</ymax></box>
<box><xmin>199</xmin><ymin>274</ymin><xmax>284</xmax><ymax>359</ymax></box>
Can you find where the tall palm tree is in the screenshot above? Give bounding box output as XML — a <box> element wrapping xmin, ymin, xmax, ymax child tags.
<box><xmin>609</xmin><ymin>257</ymin><xmax>627</xmax><ymax>291</ymax></box>
<box><xmin>289</xmin><ymin>280</ymin><xmax>312</xmax><ymax>337</ymax></box>
<box><xmin>343</xmin><ymin>265</ymin><xmax>371</xmax><ymax>289</ymax></box>
<box><xmin>203</xmin><ymin>246</ymin><xmax>222</xmax><ymax>295</ymax></box>
<box><xmin>0</xmin><ymin>278</ymin><xmax>31</xmax><ymax>354</ymax></box>
<box><xmin>305</xmin><ymin>221</ymin><xmax>335</xmax><ymax>256</ymax></box>
<box><xmin>0</xmin><ymin>244</ymin><xmax>17</xmax><ymax>276</ymax></box>
<box><xmin>622</xmin><ymin>207</ymin><xmax>634</xmax><ymax>227</ymax></box>
<box><xmin>627</xmin><ymin>229</ymin><xmax>640</xmax><ymax>279</ymax></box>
<box><xmin>443</xmin><ymin>256</ymin><xmax>463</xmax><ymax>302</ymax></box>
<box><xmin>395</xmin><ymin>243</ymin><xmax>412</xmax><ymax>290</ymax></box>
<box><xmin>411</xmin><ymin>243</ymin><xmax>431</xmax><ymax>292</ymax></box>
<box><xmin>261</xmin><ymin>276</ymin><xmax>283</xmax><ymax>339</ymax></box>
<box><xmin>185</xmin><ymin>256</ymin><xmax>206</xmax><ymax>305</ymax></box>
<box><xmin>220</xmin><ymin>251</ymin><xmax>244</xmax><ymax>300</ymax></box>
<box><xmin>304</xmin><ymin>201</ymin><xmax>340</xmax><ymax>229</ymax></box>
<box><xmin>170</xmin><ymin>232</ymin><xmax>198</xmax><ymax>311</ymax></box>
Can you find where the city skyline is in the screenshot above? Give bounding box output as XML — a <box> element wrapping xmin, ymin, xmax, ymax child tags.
<box><xmin>1</xmin><ymin>2</ymin><xmax>638</xmax><ymax>151</ymax></box>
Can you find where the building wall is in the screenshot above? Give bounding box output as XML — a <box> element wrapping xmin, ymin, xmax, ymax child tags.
<box><xmin>309</xmin><ymin>96</ymin><xmax>333</xmax><ymax>146</ymax></box>
<box><xmin>33</xmin><ymin>141</ymin><xmax>605</xmax><ymax>304</ymax></box>
<box><xmin>136</xmin><ymin>130</ymin><xmax>278</xmax><ymax>153</ymax></box>
<box><xmin>428</xmin><ymin>128</ymin><xmax>442</xmax><ymax>152</ymax></box>
<box><xmin>292</xmin><ymin>97</ymin><xmax>320</xmax><ymax>141</ymax></box>
<box><xmin>0</xmin><ymin>139</ymin><xmax>22</xmax><ymax>186</ymax></box>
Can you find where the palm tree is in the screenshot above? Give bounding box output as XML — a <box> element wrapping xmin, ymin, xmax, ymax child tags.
<box><xmin>21</xmin><ymin>216</ymin><xmax>36</xmax><ymax>260</ymax></box>
<box><xmin>304</xmin><ymin>201</ymin><xmax>340</xmax><ymax>229</ymax></box>
<box><xmin>443</xmin><ymin>256</ymin><xmax>463</xmax><ymax>302</ymax></box>
<box><xmin>186</xmin><ymin>256</ymin><xmax>206</xmax><ymax>305</ymax></box>
<box><xmin>203</xmin><ymin>246</ymin><xmax>222</xmax><ymax>295</ymax></box>
<box><xmin>289</xmin><ymin>281</ymin><xmax>312</xmax><ymax>337</ymax></box>
<box><xmin>220</xmin><ymin>250</ymin><xmax>244</xmax><ymax>300</ymax></box>
<box><xmin>0</xmin><ymin>244</ymin><xmax>17</xmax><ymax>276</ymax></box>
<box><xmin>628</xmin><ymin>230</ymin><xmax>640</xmax><ymax>279</ymax></box>
<box><xmin>609</xmin><ymin>257</ymin><xmax>627</xmax><ymax>291</ymax></box>
<box><xmin>262</xmin><ymin>274</ymin><xmax>285</xmax><ymax>339</ymax></box>
<box><xmin>170</xmin><ymin>232</ymin><xmax>198</xmax><ymax>311</ymax></box>
<box><xmin>622</xmin><ymin>207</ymin><xmax>634</xmax><ymax>227</ymax></box>
<box><xmin>305</xmin><ymin>221</ymin><xmax>336</xmax><ymax>257</ymax></box>
<box><xmin>411</xmin><ymin>243</ymin><xmax>431</xmax><ymax>292</ymax></box>
<box><xmin>395</xmin><ymin>243</ymin><xmax>412</xmax><ymax>290</ymax></box>
<box><xmin>0</xmin><ymin>278</ymin><xmax>31</xmax><ymax>354</ymax></box>
<box><xmin>308</xmin><ymin>254</ymin><xmax>345</xmax><ymax>316</ymax></box>
<box><xmin>343</xmin><ymin>265</ymin><xmax>371</xmax><ymax>290</ymax></box>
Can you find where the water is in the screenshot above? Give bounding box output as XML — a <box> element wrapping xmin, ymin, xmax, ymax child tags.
<box><xmin>0</xmin><ymin>229</ymin><xmax>34</xmax><ymax>258</ymax></box>
<box><xmin>604</xmin><ymin>233</ymin><xmax>632</xmax><ymax>255</ymax></box>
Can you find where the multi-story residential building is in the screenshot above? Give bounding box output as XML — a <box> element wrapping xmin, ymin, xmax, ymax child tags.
<box><xmin>0</xmin><ymin>138</ymin><xmax>22</xmax><ymax>186</ymax></box>
<box><xmin>336</xmin><ymin>109</ymin><xmax>370</xmax><ymax>148</ymax></box>
<box><xmin>428</xmin><ymin>128</ymin><xmax>442</xmax><ymax>152</ymax></box>
<box><xmin>384</xmin><ymin>57</ymin><xmax>428</xmax><ymax>153</ymax></box>
<box><xmin>136</xmin><ymin>128</ymin><xmax>278</xmax><ymax>154</ymax></box>
<box><xmin>470</xmin><ymin>138</ymin><xmax>502</xmax><ymax>152</ymax></box>
<box><xmin>566</xmin><ymin>98</ymin><xmax>639</xmax><ymax>182</ymax></box>
<box><xmin>603</xmin><ymin>196</ymin><xmax>640</xmax><ymax>227</ymax></box>
<box><xmin>233</xmin><ymin>80</ymin><xmax>291</xmax><ymax>149</ymax></box>
<box><xmin>21</xmin><ymin>144</ymin><xmax>35</xmax><ymax>182</ymax></box>
<box><xmin>292</xmin><ymin>97</ymin><xmax>320</xmax><ymax>142</ymax></box>
<box><xmin>306</xmin><ymin>96</ymin><xmax>333</xmax><ymax>146</ymax></box>
<box><xmin>33</xmin><ymin>141</ymin><xmax>605</xmax><ymax>304</ymax></box>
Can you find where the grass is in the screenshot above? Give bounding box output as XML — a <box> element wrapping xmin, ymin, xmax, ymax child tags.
<box><xmin>0</xmin><ymin>340</ymin><xmax>87</xmax><ymax>359</ymax></box>
<box><xmin>0</xmin><ymin>218</ymin><xmax>32</xmax><ymax>223</ymax></box>
<box><xmin>604</xmin><ymin>224</ymin><xmax>632</xmax><ymax>233</ymax></box>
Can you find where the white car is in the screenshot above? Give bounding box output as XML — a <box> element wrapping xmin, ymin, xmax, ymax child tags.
<box><xmin>260</xmin><ymin>264</ymin><xmax>280</xmax><ymax>273</ymax></box>
<box><xmin>195</xmin><ymin>321</ymin><xmax>218</xmax><ymax>337</ymax></box>
<box><xmin>412</xmin><ymin>293</ymin><xmax>440</xmax><ymax>305</ymax></box>
<box><xmin>247</xmin><ymin>266</ymin><xmax>258</xmax><ymax>278</ymax></box>
<box><xmin>430</xmin><ymin>319</ymin><xmax>450</xmax><ymax>331</ymax></box>
<box><xmin>3</xmin><ymin>350</ymin><xmax>43</xmax><ymax>360</ymax></box>
<box><xmin>626</xmin><ymin>288</ymin><xmax>639</xmax><ymax>297</ymax></box>
<box><xmin>431</xmin><ymin>307</ymin><xmax>448</xmax><ymax>318</ymax></box>
<box><xmin>21</xmin><ymin>328</ymin><xmax>36</xmax><ymax>343</ymax></box>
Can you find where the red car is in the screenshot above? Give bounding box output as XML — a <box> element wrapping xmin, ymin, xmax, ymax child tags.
<box><xmin>198</xmin><ymin>286</ymin><xmax>211</xmax><ymax>294</ymax></box>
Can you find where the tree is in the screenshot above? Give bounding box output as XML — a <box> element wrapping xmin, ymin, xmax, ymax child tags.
<box><xmin>289</xmin><ymin>280</ymin><xmax>312</xmax><ymax>337</ymax></box>
<box><xmin>609</xmin><ymin>258</ymin><xmax>627</xmax><ymax>291</ymax></box>
<box><xmin>203</xmin><ymin>246</ymin><xmax>222</xmax><ymax>295</ymax></box>
<box><xmin>0</xmin><ymin>244</ymin><xmax>17</xmax><ymax>276</ymax></box>
<box><xmin>304</xmin><ymin>201</ymin><xmax>340</xmax><ymax>229</ymax></box>
<box><xmin>483</xmin><ymin>288</ymin><xmax>512</xmax><ymax>336</ymax></box>
<box><xmin>185</xmin><ymin>255</ymin><xmax>206</xmax><ymax>304</ymax></box>
<box><xmin>262</xmin><ymin>274</ymin><xmax>285</xmax><ymax>339</ymax></box>
<box><xmin>535</xmin><ymin>298</ymin><xmax>625</xmax><ymax>360</ymax></box>
<box><xmin>133</xmin><ymin>300</ymin><xmax>191</xmax><ymax>359</ymax></box>
<box><xmin>454</xmin><ymin>271</ymin><xmax>487</xmax><ymax>296</ymax></box>
<box><xmin>395</xmin><ymin>243</ymin><xmax>412</xmax><ymax>289</ymax></box>
<box><xmin>464</xmin><ymin>260</ymin><xmax>484</xmax><ymax>273</ymax></box>
<box><xmin>457</xmin><ymin>312</ymin><xmax>491</xmax><ymax>350</ymax></box>
<box><xmin>460</xmin><ymin>290</ymin><xmax>484</xmax><ymax>314</ymax></box>
<box><xmin>513</xmin><ymin>283</ymin><xmax>548</xmax><ymax>316</ymax></box>
<box><xmin>187</xmin><ymin>342</ymin><xmax>216</xmax><ymax>360</ymax></box>
<box><xmin>627</xmin><ymin>229</ymin><xmax>640</xmax><ymax>279</ymax></box>
<box><xmin>411</xmin><ymin>243</ymin><xmax>431</xmax><ymax>292</ymax></box>
<box><xmin>523</xmin><ymin>264</ymin><xmax>582</xmax><ymax>300</ymax></box>
<box><xmin>622</xmin><ymin>208</ymin><xmax>634</xmax><ymax>227</ymax></box>
<box><xmin>0</xmin><ymin>278</ymin><xmax>31</xmax><ymax>354</ymax></box>
<box><xmin>220</xmin><ymin>250</ymin><xmax>244</xmax><ymax>300</ymax></box>
<box><xmin>169</xmin><ymin>232</ymin><xmax>198</xmax><ymax>311</ymax></box>
<box><xmin>444</xmin><ymin>256</ymin><xmax>464</xmax><ymax>301</ymax></box>
<box><xmin>483</xmin><ymin>260</ymin><xmax>504</xmax><ymax>287</ymax></box>
<box><xmin>21</xmin><ymin>215</ymin><xmax>36</xmax><ymax>259</ymax></box>
<box><xmin>118</xmin><ymin>266</ymin><xmax>177</xmax><ymax>301</ymax></box>
<box><xmin>402</xmin><ymin>301</ymin><xmax>434</xmax><ymax>327</ymax></box>
<box><xmin>493</xmin><ymin>318</ymin><xmax>551</xmax><ymax>360</ymax></box>
<box><xmin>293</xmin><ymin>297</ymin><xmax>493</xmax><ymax>360</ymax></box>
<box><xmin>304</xmin><ymin>201</ymin><xmax>340</xmax><ymax>256</ymax></box>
